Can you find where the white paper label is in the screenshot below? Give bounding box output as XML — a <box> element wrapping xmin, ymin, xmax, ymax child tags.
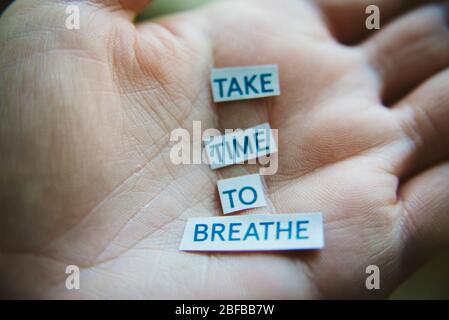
<box><xmin>210</xmin><ymin>65</ymin><xmax>280</xmax><ymax>102</ymax></box>
<box><xmin>179</xmin><ymin>213</ymin><xmax>324</xmax><ymax>251</ymax></box>
<box><xmin>204</xmin><ymin>122</ymin><xmax>277</xmax><ymax>170</ymax></box>
<box><xmin>217</xmin><ymin>174</ymin><xmax>267</xmax><ymax>215</ymax></box>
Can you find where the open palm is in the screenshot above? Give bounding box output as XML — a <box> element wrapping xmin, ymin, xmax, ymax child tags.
<box><xmin>1</xmin><ymin>0</ymin><xmax>448</xmax><ymax>299</ymax></box>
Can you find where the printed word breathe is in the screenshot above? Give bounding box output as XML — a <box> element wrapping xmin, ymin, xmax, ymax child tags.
<box><xmin>211</xmin><ymin>65</ymin><xmax>280</xmax><ymax>102</ymax></box>
<box><xmin>179</xmin><ymin>213</ymin><xmax>324</xmax><ymax>251</ymax></box>
<box><xmin>204</xmin><ymin>123</ymin><xmax>277</xmax><ymax>170</ymax></box>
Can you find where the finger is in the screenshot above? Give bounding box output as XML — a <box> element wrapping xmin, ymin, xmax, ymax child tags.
<box><xmin>315</xmin><ymin>0</ymin><xmax>433</xmax><ymax>44</ymax></box>
<box><xmin>87</xmin><ymin>0</ymin><xmax>153</xmax><ymax>20</ymax></box>
<box><xmin>363</xmin><ymin>3</ymin><xmax>449</xmax><ymax>105</ymax></box>
<box><xmin>398</xmin><ymin>162</ymin><xmax>449</xmax><ymax>267</ymax></box>
<box><xmin>14</xmin><ymin>0</ymin><xmax>154</xmax><ymax>22</ymax></box>
<box><xmin>393</xmin><ymin>68</ymin><xmax>449</xmax><ymax>177</ymax></box>
<box><xmin>192</xmin><ymin>0</ymin><xmax>330</xmax><ymax>132</ymax></box>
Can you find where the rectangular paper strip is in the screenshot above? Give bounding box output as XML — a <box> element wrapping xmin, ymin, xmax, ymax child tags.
<box><xmin>179</xmin><ymin>213</ymin><xmax>324</xmax><ymax>251</ymax></box>
<box><xmin>217</xmin><ymin>174</ymin><xmax>267</xmax><ymax>214</ymax></box>
<box><xmin>210</xmin><ymin>65</ymin><xmax>280</xmax><ymax>102</ymax></box>
<box><xmin>204</xmin><ymin>122</ymin><xmax>277</xmax><ymax>170</ymax></box>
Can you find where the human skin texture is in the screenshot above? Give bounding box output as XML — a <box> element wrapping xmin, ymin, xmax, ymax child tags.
<box><xmin>0</xmin><ymin>0</ymin><xmax>448</xmax><ymax>299</ymax></box>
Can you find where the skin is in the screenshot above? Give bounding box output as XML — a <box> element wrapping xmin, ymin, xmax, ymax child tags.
<box><xmin>0</xmin><ymin>0</ymin><xmax>448</xmax><ymax>299</ymax></box>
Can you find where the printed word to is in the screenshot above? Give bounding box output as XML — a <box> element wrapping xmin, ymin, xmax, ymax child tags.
<box><xmin>217</xmin><ymin>174</ymin><xmax>267</xmax><ymax>214</ymax></box>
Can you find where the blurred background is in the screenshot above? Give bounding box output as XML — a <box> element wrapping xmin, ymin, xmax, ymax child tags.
<box><xmin>138</xmin><ymin>0</ymin><xmax>449</xmax><ymax>300</ymax></box>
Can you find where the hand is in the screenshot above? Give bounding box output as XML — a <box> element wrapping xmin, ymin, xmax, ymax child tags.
<box><xmin>0</xmin><ymin>0</ymin><xmax>448</xmax><ymax>299</ymax></box>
